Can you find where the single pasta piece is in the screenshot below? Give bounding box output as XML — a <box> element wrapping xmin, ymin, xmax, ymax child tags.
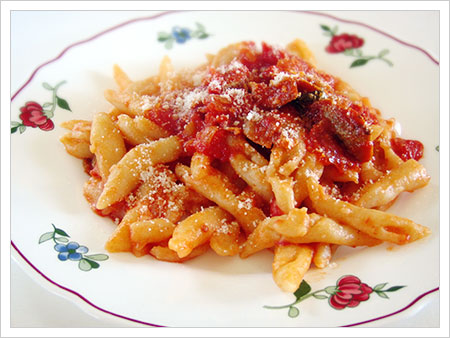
<box><xmin>354</xmin><ymin>159</ymin><xmax>430</xmax><ymax>209</ymax></box>
<box><xmin>104</xmin><ymin>89</ymin><xmax>132</xmax><ymax>115</ymax></box>
<box><xmin>129</xmin><ymin>219</ymin><xmax>176</xmax><ymax>258</ymax></box>
<box><xmin>272</xmin><ymin>244</ymin><xmax>314</xmax><ymax>293</ymax></box>
<box><xmin>168</xmin><ymin>206</ymin><xmax>233</xmax><ymax>258</ymax></box>
<box><xmin>60</xmin><ymin>120</ymin><xmax>93</xmax><ymax>159</ymax></box>
<box><xmin>312</xmin><ymin>243</ymin><xmax>332</xmax><ymax>269</ymax></box>
<box><xmin>116</xmin><ymin>114</ymin><xmax>169</xmax><ymax>146</ymax></box>
<box><xmin>321</xmin><ymin>165</ymin><xmax>359</xmax><ymax>184</ymax></box>
<box><xmin>229</xmin><ymin>152</ymin><xmax>273</xmax><ymax>202</ymax></box>
<box><xmin>96</xmin><ymin>136</ymin><xmax>182</xmax><ymax>209</ymax></box>
<box><xmin>239</xmin><ymin>217</ymin><xmax>279</xmax><ymax>259</ymax></box>
<box><xmin>209</xmin><ymin>42</ymin><xmax>246</xmax><ymax>67</ymax></box>
<box><xmin>334</xmin><ymin>77</ymin><xmax>362</xmax><ymax>103</ymax></box>
<box><xmin>129</xmin><ymin>218</ymin><xmax>177</xmax><ymax>251</ymax></box>
<box><xmin>359</xmin><ymin>161</ymin><xmax>384</xmax><ymax>183</ymax></box>
<box><xmin>113</xmin><ymin>64</ymin><xmax>132</xmax><ymax>90</ymax></box>
<box><xmin>267</xmin><ymin>142</ymin><xmax>305</xmax><ymax>214</ymax></box>
<box><xmin>286</xmin><ymin>38</ymin><xmax>317</xmax><ymax>66</ymax></box>
<box><xmin>209</xmin><ymin>220</ymin><xmax>241</xmax><ymax>256</ymax></box>
<box><xmin>126</xmin><ymin>75</ymin><xmax>161</xmax><ymax>97</ymax></box>
<box><xmin>150</xmin><ymin>243</ymin><xmax>210</xmax><ymax>263</ymax></box>
<box><xmin>90</xmin><ymin>111</ymin><xmax>127</xmax><ymax>181</ymax></box>
<box><xmin>267</xmin><ymin>175</ymin><xmax>296</xmax><ymax>214</ymax></box>
<box><xmin>270</xmin><ymin>207</ymin><xmax>310</xmax><ymax>237</ymax></box>
<box><xmin>292</xmin><ymin>153</ymin><xmax>324</xmax><ymax>206</ymax></box>
<box><xmin>306</xmin><ymin>177</ymin><xmax>431</xmax><ymax>245</ymax></box>
<box><xmin>104</xmin><ymin>207</ymin><xmax>140</xmax><ymax>252</ymax></box>
<box><xmin>378</xmin><ymin>127</ymin><xmax>405</xmax><ymax>170</ymax></box>
<box><xmin>190</xmin><ymin>152</ymin><xmax>216</xmax><ymax>180</ymax></box>
<box><xmin>158</xmin><ymin>55</ymin><xmax>174</xmax><ymax>84</ymax></box>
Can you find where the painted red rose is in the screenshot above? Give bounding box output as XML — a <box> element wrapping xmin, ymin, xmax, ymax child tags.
<box><xmin>326</xmin><ymin>33</ymin><xmax>364</xmax><ymax>53</ymax></box>
<box><xmin>19</xmin><ymin>101</ymin><xmax>54</xmax><ymax>131</ymax></box>
<box><xmin>329</xmin><ymin>275</ymin><xmax>373</xmax><ymax>310</ymax></box>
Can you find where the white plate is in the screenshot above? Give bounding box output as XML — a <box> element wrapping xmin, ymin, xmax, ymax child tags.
<box><xmin>10</xmin><ymin>10</ymin><xmax>439</xmax><ymax>327</ymax></box>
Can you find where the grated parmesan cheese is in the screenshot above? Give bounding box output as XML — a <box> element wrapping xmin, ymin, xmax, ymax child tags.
<box><xmin>246</xmin><ymin>109</ymin><xmax>262</xmax><ymax>122</ymax></box>
<box><xmin>271</xmin><ymin>71</ymin><xmax>295</xmax><ymax>86</ymax></box>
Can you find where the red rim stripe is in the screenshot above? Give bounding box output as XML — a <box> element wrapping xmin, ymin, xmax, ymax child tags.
<box><xmin>302</xmin><ymin>10</ymin><xmax>439</xmax><ymax>66</ymax></box>
<box><xmin>11</xmin><ymin>10</ymin><xmax>439</xmax><ymax>102</ymax></box>
<box><xmin>11</xmin><ymin>241</ymin><xmax>164</xmax><ymax>327</ymax></box>
<box><xmin>11</xmin><ymin>10</ymin><xmax>181</xmax><ymax>101</ymax></box>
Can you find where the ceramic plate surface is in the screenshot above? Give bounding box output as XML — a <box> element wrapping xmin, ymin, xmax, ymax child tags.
<box><xmin>11</xmin><ymin>11</ymin><xmax>439</xmax><ymax>327</ymax></box>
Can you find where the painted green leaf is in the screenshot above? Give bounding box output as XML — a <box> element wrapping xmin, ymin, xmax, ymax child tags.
<box><xmin>79</xmin><ymin>259</ymin><xmax>92</xmax><ymax>271</ymax></box>
<box><xmin>38</xmin><ymin>232</ymin><xmax>54</xmax><ymax>244</ymax></box>
<box><xmin>350</xmin><ymin>58</ymin><xmax>369</xmax><ymax>68</ymax></box>
<box><xmin>157</xmin><ymin>32</ymin><xmax>171</xmax><ymax>41</ymax></box>
<box><xmin>11</xmin><ymin>126</ymin><xmax>19</xmax><ymax>134</ymax></box>
<box><xmin>376</xmin><ymin>291</ymin><xmax>389</xmax><ymax>299</ymax></box>
<box><xmin>56</xmin><ymin>96</ymin><xmax>71</xmax><ymax>111</ymax></box>
<box><xmin>288</xmin><ymin>306</ymin><xmax>300</xmax><ymax>318</ymax></box>
<box><xmin>55</xmin><ymin>237</ymin><xmax>69</xmax><ymax>243</ymax></box>
<box><xmin>436</xmin><ymin>145</ymin><xmax>439</xmax><ymax>152</ymax></box>
<box><xmin>84</xmin><ymin>254</ymin><xmax>109</xmax><ymax>261</ymax></box>
<box><xmin>42</xmin><ymin>82</ymin><xmax>53</xmax><ymax>90</ymax></box>
<box><xmin>373</xmin><ymin>282</ymin><xmax>388</xmax><ymax>291</ymax></box>
<box><xmin>54</xmin><ymin>228</ymin><xmax>69</xmax><ymax>237</ymax></box>
<box><xmin>385</xmin><ymin>285</ymin><xmax>405</xmax><ymax>292</ymax></box>
<box><xmin>324</xmin><ymin>286</ymin><xmax>338</xmax><ymax>295</ymax></box>
<box><xmin>197</xmin><ymin>32</ymin><xmax>209</xmax><ymax>39</ymax></box>
<box><xmin>85</xmin><ymin>258</ymin><xmax>100</xmax><ymax>269</ymax></box>
<box><xmin>294</xmin><ymin>280</ymin><xmax>311</xmax><ymax>300</ymax></box>
<box><xmin>312</xmin><ymin>294</ymin><xmax>328</xmax><ymax>300</ymax></box>
<box><xmin>19</xmin><ymin>125</ymin><xmax>26</xmax><ymax>134</ymax></box>
<box><xmin>164</xmin><ymin>39</ymin><xmax>174</xmax><ymax>49</ymax></box>
<box><xmin>11</xmin><ymin>121</ymin><xmax>21</xmax><ymax>127</ymax></box>
<box><xmin>378</xmin><ymin>49</ymin><xmax>390</xmax><ymax>57</ymax></box>
<box><xmin>195</xmin><ymin>22</ymin><xmax>206</xmax><ymax>31</ymax></box>
<box><xmin>320</xmin><ymin>24</ymin><xmax>331</xmax><ymax>32</ymax></box>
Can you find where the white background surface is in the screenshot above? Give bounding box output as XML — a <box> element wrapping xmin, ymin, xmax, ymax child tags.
<box><xmin>5</xmin><ymin>7</ymin><xmax>445</xmax><ymax>331</ymax></box>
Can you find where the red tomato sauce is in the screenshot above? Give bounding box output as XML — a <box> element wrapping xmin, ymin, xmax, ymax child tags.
<box><xmin>391</xmin><ymin>137</ymin><xmax>424</xmax><ymax>161</ymax></box>
<box><xmin>145</xmin><ymin>41</ymin><xmax>421</xmax><ymax>172</ymax></box>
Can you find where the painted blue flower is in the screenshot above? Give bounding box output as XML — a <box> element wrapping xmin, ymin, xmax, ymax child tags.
<box><xmin>54</xmin><ymin>241</ymin><xmax>88</xmax><ymax>261</ymax></box>
<box><xmin>172</xmin><ymin>26</ymin><xmax>191</xmax><ymax>43</ymax></box>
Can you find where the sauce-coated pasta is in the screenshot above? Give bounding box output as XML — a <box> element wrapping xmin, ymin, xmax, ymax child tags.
<box><xmin>60</xmin><ymin>40</ymin><xmax>430</xmax><ymax>292</ymax></box>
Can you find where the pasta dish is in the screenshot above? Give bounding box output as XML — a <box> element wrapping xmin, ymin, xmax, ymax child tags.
<box><xmin>60</xmin><ymin>40</ymin><xmax>430</xmax><ymax>292</ymax></box>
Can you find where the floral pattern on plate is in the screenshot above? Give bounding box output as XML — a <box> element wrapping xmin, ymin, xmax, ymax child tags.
<box><xmin>39</xmin><ymin>224</ymin><xmax>109</xmax><ymax>271</ymax></box>
<box><xmin>264</xmin><ymin>275</ymin><xmax>405</xmax><ymax>318</ymax></box>
<box><xmin>157</xmin><ymin>22</ymin><xmax>210</xmax><ymax>49</ymax></box>
<box><xmin>11</xmin><ymin>81</ymin><xmax>71</xmax><ymax>134</ymax></box>
<box><xmin>321</xmin><ymin>24</ymin><xmax>393</xmax><ymax>68</ymax></box>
